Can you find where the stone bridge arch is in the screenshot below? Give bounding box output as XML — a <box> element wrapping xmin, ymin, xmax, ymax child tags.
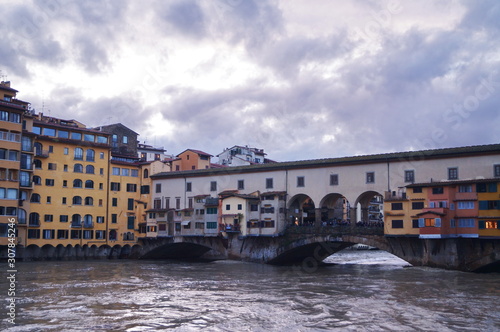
<box><xmin>139</xmin><ymin>236</ymin><xmax>227</xmax><ymax>260</ymax></box>
<box><xmin>319</xmin><ymin>193</ymin><xmax>351</xmax><ymax>224</ymax></box>
<box><xmin>354</xmin><ymin>190</ymin><xmax>384</xmax><ymax>224</ymax></box>
<box><xmin>287</xmin><ymin>194</ymin><xmax>316</xmax><ymax>226</ymax></box>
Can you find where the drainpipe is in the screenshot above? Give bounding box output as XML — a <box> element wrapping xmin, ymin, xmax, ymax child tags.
<box><xmin>387</xmin><ymin>159</ymin><xmax>390</xmax><ymax>192</ymax></box>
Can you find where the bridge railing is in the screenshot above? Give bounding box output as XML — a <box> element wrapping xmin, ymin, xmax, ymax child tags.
<box><xmin>284</xmin><ymin>224</ymin><xmax>384</xmax><ymax>236</ymax></box>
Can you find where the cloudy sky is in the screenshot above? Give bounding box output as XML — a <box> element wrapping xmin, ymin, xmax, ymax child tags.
<box><xmin>1</xmin><ymin>0</ymin><xmax>499</xmax><ymax>162</ymax></box>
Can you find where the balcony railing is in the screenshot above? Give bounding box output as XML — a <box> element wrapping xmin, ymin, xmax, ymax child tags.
<box><xmin>71</xmin><ymin>222</ymin><xmax>82</xmax><ymax>228</ymax></box>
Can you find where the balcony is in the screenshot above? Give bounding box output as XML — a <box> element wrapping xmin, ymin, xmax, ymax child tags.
<box><xmin>71</xmin><ymin>222</ymin><xmax>82</xmax><ymax>228</ymax></box>
<box><xmin>204</xmin><ymin>197</ymin><xmax>219</xmax><ymax>206</ymax></box>
<box><xmin>35</xmin><ymin>150</ymin><xmax>50</xmax><ymax>158</ymax></box>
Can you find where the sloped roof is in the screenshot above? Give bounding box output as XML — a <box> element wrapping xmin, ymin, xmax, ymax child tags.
<box><xmin>152</xmin><ymin>143</ymin><xmax>500</xmax><ymax>179</ymax></box>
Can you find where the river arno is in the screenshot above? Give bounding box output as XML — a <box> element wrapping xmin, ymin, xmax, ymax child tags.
<box><xmin>1</xmin><ymin>250</ymin><xmax>499</xmax><ymax>331</ymax></box>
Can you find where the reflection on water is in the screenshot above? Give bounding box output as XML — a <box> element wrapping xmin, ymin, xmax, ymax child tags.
<box><xmin>1</xmin><ymin>250</ymin><xmax>499</xmax><ymax>331</ymax></box>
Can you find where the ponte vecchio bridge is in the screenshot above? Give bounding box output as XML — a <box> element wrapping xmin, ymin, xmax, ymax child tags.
<box><xmin>140</xmin><ymin>144</ymin><xmax>500</xmax><ymax>272</ymax></box>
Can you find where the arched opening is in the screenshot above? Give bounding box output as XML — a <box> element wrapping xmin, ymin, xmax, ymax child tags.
<box><xmin>287</xmin><ymin>194</ymin><xmax>316</xmax><ymax>226</ymax></box>
<box><xmin>355</xmin><ymin>191</ymin><xmax>384</xmax><ymax>227</ymax></box>
<box><xmin>319</xmin><ymin>193</ymin><xmax>351</xmax><ymax>225</ymax></box>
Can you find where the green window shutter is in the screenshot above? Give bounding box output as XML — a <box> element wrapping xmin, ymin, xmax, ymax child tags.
<box><xmin>478</xmin><ymin>220</ymin><xmax>485</xmax><ymax>229</ymax></box>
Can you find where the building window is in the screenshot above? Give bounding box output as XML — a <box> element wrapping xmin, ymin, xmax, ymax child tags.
<box><xmin>391</xmin><ymin>203</ymin><xmax>403</xmax><ymax>210</ymax></box>
<box><xmin>297</xmin><ymin>176</ymin><xmax>305</xmax><ymax>187</ymax></box>
<box><xmin>111</xmin><ymin>182</ymin><xmax>120</xmax><ymax>191</ymax></box>
<box><xmin>432</xmin><ymin>187</ymin><xmax>444</xmax><ymax>195</ymax></box>
<box><xmin>186</xmin><ymin>182</ymin><xmax>192</xmax><ymax>192</ymax></box>
<box><xmin>73</xmin><ymin>179</ymin><xmax>83</xmax><ymax>188</ymax></box>
<box><xmin>330</xmin><ymin>174</ymin><xmax>338</xmax><ymax>186</ymax></box>
<box><xmin>74</xmin><ymin>164</ymin><xmax>83</xmax><ymax>173</ymax></box>
<box><xmin>143</xmin><ymin>169</ymin><xmax>149</xmax><ymax>178</ymax></box>
<box><xmin>392</xmin><ymin>220</ymin><xmax>403</xmax><ymax>228</ymax></box>
<box><xmin>123</xmin><ymin>136</ymin><xmax>128</xmax><ymax>144</ymax></box>
<box><xmin>366</xmin><ymin>172</ymin><xmax>375</xmax><ymax>183</ymax></box>
<box><xmin>127</xmin><ymin>198</ymin><xmax>134</xmax><ymax>210</ymax></box>
<box><xmin>72</xmin><ymin>196</ymin><xmax>82</xmax><ymax>205</ymax></box>
<box><xmin>448</xmin><ymin>167</ymin><xmax>458</xmax><ymax>180</ymax></box>
<box><xmin>154</xmin><ymin>199</ymin><xmax>161</xmax><ymax>209</ymax></box>
<box><xmin>140</xmin><ymin>185</ymin><xmax>150</xmax><ymax>194</ymax></box>
<box><xmin>266</xmin><ymin>178</ymin><xmax>273</xmax><ymax>189</ymax></box>
<box><xmin>100</xmin><ymin>152</ymin><xmax>105</xmax><ymax>159</ymax></box>
<box><xmin>176</xmin><ymin>197</ymin><xmax>180</xmax><ymax>210</ymax></box>
<box><xmin>458</xmin><ymin>218</ymin><xmax>475</xmax><ymax>228</ymax></box>
<box><xmin>86</xmin><ymin>149</ymin><xmax>95</xmax><ymax>162</ymax></box>
<box><xmin>46</xmin><ymin>196</ymin><xmax>51</xmax><ymax>204</ymax></box>
<box><xmin>457</xmin><ymin>201</ymin><xmax>474</xmax><ymax>209</ymax></box>
<box><xmin>112</xmin><ymin>198</ymin><xmax>118</xmax><ymax>207</ymax></box>
<box><xmin>112</xmin><ymin>167</ymin><xmax>120</xmax><ymax>175</ymax></box>
<box><xmin>44</xmin><ymin>214</ymin><xmax>53</xmax><ymax>222</ymax></box>
<box><xmin>86</xmin><ymin>165</ymin><xmax>95</xmax><ymax>174</ymax></box>
<box><xmin>412</xmin><ymin>219</ymin><xmax>419</xmax><ymax>228</ymax></box>
<box><xmin>210</xmin><ymin>181</ymin><xmax>217</xmax><ymax>192</ymax></box>
<box><xmin>74</xmin><ymin>148</ymin><xmax>83</xmax><ymax>160</ymax></box>
<box><xmin>404</xmin><ymin>170</ymin><xmax>414</xmax><ymax>183</ymax></box>
<box><xmin>458</xmin><ymin>185</ymin><xmax>472</xmax><ymax>193</ymax></box>
<box><xmin>64</xmin><ymin>147</ymin><xmax>69</xmax><ymax>155</ymax></box>
<box><xmin>111</xmin><ymin>214</ymin><xmax>117</xmax><ymax>223</ymax></box>
<box><xmin>412</xmin><ymin>202</ymin><xmax>424</xmax><ymax>210</ymax></box>
<box><xmin>62</xmin><ymin>197</ymin><xmax>67</xmax><ymax>205</ymax></box>
<box><xmin>238</xmin><ymin>180</ymin><xmax>244</xmax><ymax>190</ymax></box>
<box><xmin>226</xmin><ymin>204</ymin><xmax>230</xmax><ymax>210</ymax></box>
<box><xmin>45</xmin><ymin>179</ymin><xmax>55</xmax><ymax>186</ymax></box>
<box><xmin>156</xmin><ymin>183</ymin><xmax>161</xmax><ymax>193</ymax></box>
<box><xmin>122</xmin><ymin>168</ymin><xmax>129</xmax><ymax>176</ymax></box>
<box><xmin>84</xmin><ymin>197</ymin><xmax>93</xmax><ymax>206</ymax></box>
<box><xmin>48</xmin><ymin>163</ymin><xmax>57</xmax><ymax>170</ymax></box>
<box><xmin>126</xmin><ymin>183</ymin><xmax>137</xmax><ymax>192</ymax></box>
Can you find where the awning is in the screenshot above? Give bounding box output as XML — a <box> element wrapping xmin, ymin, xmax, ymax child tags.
<box><xmin>181</xmin><ymin>220</ymin><xmax>191</xmax><ymax>226</ymax></box>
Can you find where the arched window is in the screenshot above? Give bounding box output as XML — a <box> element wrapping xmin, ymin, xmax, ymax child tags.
<box><xmin>84</xmin><ymin>197</ymin><xmax>93</xmax><ymax>206</ymax></box>
<box><xmin>74</xmin><ymin>164</ymin><xmax>83</xmax><ymax>173</ymax></box>
<box><xmin>34</xmin><ymin>142</ymin><xmax>43</xmax><ymax>156</ymax></box>
<box><xmin>74</xmin><ymin>148</ymin><xmax>83</xmax><ymax>160</ymax></box>
<box><xmin>84</xmin><ymin>214</ymin><xmax>93</xmax><ymax>227</ymax></box>
<box><xmin>72</xmin><ymin>214</ymin><xmax>81</xmax><ymax>227</ymax></box>
<box><xmin>33</xmin><ymin>175</ymin><xmax>42</xmax><ymax>185</ymax></box>
<box><xmin>85</xmin><ymin>165</ymin><xmax>95</xmax><ymax>174</ymax></box>
<box><xmin>30</xmin><ymin>193</ymin><xmax>41</xmax><ymax>203</ymax></box>
<box><xmin>85</xmin><ymin>180</ymin><xmax>94</xmax><ymax>189</ymax></box>
<box><xmin>29</xmin><ymin>212</ymin><xmax>40</xmax><ymax>226</ymax></box>
<box><xmin>18</xmin><ymin>209</ymin><xmax>26</xmax><ymax>224</ymax></box>
<box><xmin>109</xmin><ymin>229</ymin><xmax>117</xmax><ymax>240</ymax></box>
<box><xmin>73</xmin><ymin>179</ymin><xmax>82</xmax><ymax>188</ymax></box>
<box><xmin>143</xmin><ymin>169</ymin><xmax>149</xmax><ymax>178</ymax></box>
<box><xmin>34</xmin><ymin>159</ymin><xmax>42</xmax><ymax>169</ymax></box>
<box><xmin>73</xmin><ymin>196</ymin><xmax>82</xmax><ymax>205</ymax></box>
<box><xmin>86</xmin><ymin>149</ymin><xmax>95</xmax><ymax>162</ymax></box>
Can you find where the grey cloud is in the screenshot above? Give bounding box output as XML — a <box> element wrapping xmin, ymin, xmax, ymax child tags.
<box><xmin>157</xmin><ymin>0</ymin><xmax>206</xmax><ymax>39</ymax></box>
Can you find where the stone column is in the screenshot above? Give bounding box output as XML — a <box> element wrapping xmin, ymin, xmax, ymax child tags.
<box><xmin>315</xmin><ymin>208</ymin><xmax>322</xmax><ymax>227</ymax></box>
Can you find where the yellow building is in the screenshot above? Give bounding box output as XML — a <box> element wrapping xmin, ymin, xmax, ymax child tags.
<box><xmin>0</xmin><ymin>81</ymin><xmax>31</xmax><ymax>246</ymax></box>
<box><xmin>384</xmin><ymin>187</ymin><xmax>426</xmax><ymax>237</ymax></box>
<box><xmin>27</xmin><ymin>115</ymin><xmax>111</xmax><ymax>247</ymax></box>
<box><xmin>477</xmin><ymin>181</ymin><xmax>500</xmax><ymax>238</ymax></box>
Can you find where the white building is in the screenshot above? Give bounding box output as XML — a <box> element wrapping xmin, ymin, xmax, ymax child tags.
<box><xmin>216</xmin><ymin>145</ymin><xmax>271</xmax><ymax>166</ymax></box>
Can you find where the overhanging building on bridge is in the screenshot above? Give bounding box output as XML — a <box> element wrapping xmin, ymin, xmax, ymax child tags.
<box><xmin>149</xmin><ymin>143</ymin><xmax>500</xmax><ymax>239</ymax></box>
